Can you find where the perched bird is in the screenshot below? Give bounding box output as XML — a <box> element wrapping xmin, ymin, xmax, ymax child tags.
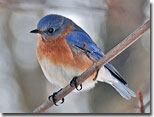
<box><xmin>30</xmin><ymin>14</ymin><xmax>136</xmax><ymax>105</ymax></box>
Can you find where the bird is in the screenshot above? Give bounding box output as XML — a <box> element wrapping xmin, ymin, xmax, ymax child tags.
<box><xmin>30</xmin><ymin>14</ymin><xmax>136</xmax><ymax>105</ymax></box>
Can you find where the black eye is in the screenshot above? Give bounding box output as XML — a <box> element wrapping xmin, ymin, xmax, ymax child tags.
<box><xmin>48</xmin><ymin>28</ymin><xmax>55</xmax><ymax>33</ymax></box>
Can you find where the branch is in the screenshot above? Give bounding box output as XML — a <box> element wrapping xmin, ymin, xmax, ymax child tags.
<box><xmin>137</xmin><ymin>91</ymin><xmax>145</xmax><ymax>113</ymax></box>
<box><xmin>137</xmin><ymin>91</ymin><xmax>150</xmax><ymax>113</ymax></box>
<box><xmin>32</xmin><ymin>19</ymin><xmax>150</xmax><ymax>113</ymax></box>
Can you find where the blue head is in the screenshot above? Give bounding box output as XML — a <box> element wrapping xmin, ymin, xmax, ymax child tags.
<box><xmin>30</xmin><ymin>14</ymin><xmax>74</xmax><ymax>40</ymax></box>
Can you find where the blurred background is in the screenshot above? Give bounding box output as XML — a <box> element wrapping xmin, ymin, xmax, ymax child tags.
<box><xmin>0</xmin><ymin>0</ymin><xmax>150</xmax><ymax>113</ymax></box>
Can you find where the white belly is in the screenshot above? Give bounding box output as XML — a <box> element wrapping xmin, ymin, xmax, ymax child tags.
<box><xmin>39</xmin><ymin>57</ymin><xmax>96</xmax><ymax>91</ymax></box>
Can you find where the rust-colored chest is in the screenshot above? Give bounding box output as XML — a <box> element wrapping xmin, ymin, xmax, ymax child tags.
<box><xmin>37</xmin><ymin>35</ymin><xmax>73</xmax><ymax>65</ymax></box>
<box><xmin>37</xmin><ymin>25</ymin><xmax>93</xmax><ymax>71</ymax></box>
<box><xmin>37</xmin><ymin>35</ymin><xmax>93</xmax><ymax>71</ymax></box>
<box><xmin>36</xmin><ymin>25</ymin><xmax>96</xmax><ymax>81</ymax></box>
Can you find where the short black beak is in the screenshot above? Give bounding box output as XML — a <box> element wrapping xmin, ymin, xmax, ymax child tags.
<box><xmin>30</xmin><ymin>29</ymin><xmax>39</xmax><ymax>33</ymax></box>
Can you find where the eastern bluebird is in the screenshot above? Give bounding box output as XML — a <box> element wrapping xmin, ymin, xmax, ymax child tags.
<box><xmin>30</xmin><ymin>14</ymin><xmax>136</xmax><ymax>105</ymax></box>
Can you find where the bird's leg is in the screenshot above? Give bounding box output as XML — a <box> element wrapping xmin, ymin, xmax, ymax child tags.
<box><xmin>93</xmin><ymin>69</ymin><xmax>99</xmax><ymax>81</ymax></box>
<box><xmin>48</xmin><ymin>88</ymin><xmax>64</xmax><ymax>106</ymax></box>
<box><xmin>82</xmin><ymin>42</ymin><xmax>99</xmax><ymax>81</ymax></box>
<box><xmin>70</xmin><ymin>76</ymin><xmax>82</xmax><ymax>91</ymax></box>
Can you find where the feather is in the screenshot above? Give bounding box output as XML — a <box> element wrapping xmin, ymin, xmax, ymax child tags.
<box><xmin>66</xmin><ymin>28</ymin><xmax>136</xmax><ymax>99</ymax></box>
<box><xmin>66</xmin><ymin>29</ymin><xmax>127</xmax><ymax>85</ymax></box>
<box><xmin>97</xmin><ymin>67</ymin><xmax>136</xmax><ymax>100</ymax></box>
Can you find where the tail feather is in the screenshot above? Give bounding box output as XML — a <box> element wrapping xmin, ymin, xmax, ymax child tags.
<box><xmin>112</xmin><ymin>83</ymin><xmax>131</xmax><ymax>100</ymax></box>
<box><xmin>118</xmin><ymin>81</ymin><xmax>136</xmax><ymax>97</ymax></box>
<box><xmin>97</xmin><ymin>67</ymin><xmax>136</xmax><ymax>100</ymax></box>
<box><xmin>111</xmin><ymin>82</ymin><xmax>136</xmax><ymax>100</ymax></box>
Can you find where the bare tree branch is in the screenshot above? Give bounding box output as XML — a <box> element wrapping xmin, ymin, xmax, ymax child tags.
<box><xmin>137</xmin><ymin>91</ymin><xmax>150</xmax><ymax>113</ymax></box>
<box><xmin>32</xmin><ymin>19</ymin><xmax>150</xmax><ymax>113</ymax></box>
<box><xmin>137</xmin><ymin>91</ymin><xmax>145</xmax><ymax>113</ymax></box>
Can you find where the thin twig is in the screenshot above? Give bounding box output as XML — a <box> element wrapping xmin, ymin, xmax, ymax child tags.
<box><xmin>137</xmin><ymin>91</ymin><xmax>150</xmax><ymax>113</ymax></box>
<box><xmin>137</xmin><ymin>91</ymin><xmax>145</xmax><ymax>113</ymax></box>
<box><xmin>32</xmin><ymin>19</ymin><xmax>150</xmax><ymax>113</ymax></box>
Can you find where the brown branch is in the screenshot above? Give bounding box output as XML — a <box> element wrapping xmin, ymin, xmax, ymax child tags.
<box><xmin>137</xmin><ymin>91</ymin><xmax>145</xmax><ymax>113</ymax></box>
<box><xmin>32</xmin><ymin>19</ymin><xmax>150</xmax><ymax>113</ymax></box>
<box><xmin>137</xmin><ymin>92</ymin><xmax>150</xmax><ymax>113</ymax></box>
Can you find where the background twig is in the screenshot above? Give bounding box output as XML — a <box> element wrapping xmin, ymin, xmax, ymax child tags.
<box><xmin>32</xmin><ymin>19</ymin><xmax>150</xmax><ymax>113</ymax></box>
<box><xmin>137</xmin><ymin>91</ymin><xmax>145</xmax><ymax>113</ymax></box>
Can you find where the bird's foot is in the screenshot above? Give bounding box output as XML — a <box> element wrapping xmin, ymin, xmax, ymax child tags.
<box><xmin>70</xmin><ymin>76</ymin><xmax>82</xmax><ymax>91</ymax></box>
<box><xmin>48</xmin><ymin>88</ymin><xmax>64</xmax><ymax>106</ymax></box>
<box><xmin>93</xmin><ymin>69</ymin><xmax>99</xmax><ymax>81</ymax></box>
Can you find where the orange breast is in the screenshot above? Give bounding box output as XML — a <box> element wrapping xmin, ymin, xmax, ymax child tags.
<box><xmin>37</xmin><ymin>25</ymin><xmax>96</xmax><ymax>81</ymax></box>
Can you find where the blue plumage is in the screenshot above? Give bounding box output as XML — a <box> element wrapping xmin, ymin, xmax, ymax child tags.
<box><xmin>66</xmin><ymin>31</ymin><xmax>103</xmax><ymax>60</ymax></box>
<box><xmin>31</xmin><ymin>14</ymin><xmax>136</xmax><ymax>100</ymax></box>
<box><xmin>36</xmin><ymin>14</ymin><xmax>127</xmax><ymax>85</ymax></box>
<box><xmin>37</xmin><ymin>14</ymin><xmax>64</xmax><ymax>31</ymax></box>
<box><xmin>66</xmin><ymin>27</ymin><xmax>127</xmax><ymax>85</ymax></box>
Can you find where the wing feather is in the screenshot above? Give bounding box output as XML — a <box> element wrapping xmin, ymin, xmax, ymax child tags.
<box><xmin>66</xmin><ymin>30</ymin><xmax>127</xmax><ymax>85</ymax></box>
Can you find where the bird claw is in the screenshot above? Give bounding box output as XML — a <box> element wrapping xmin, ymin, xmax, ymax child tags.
<box><xmin>70</xmin><ymin>76</ymin><xmax>82</xmax><ymax>91</ymax></box>
<box><xmin>48</xmin><ymin>88</ymin><xmax>64</xmax><ymax>106</ymax></box>
<box><xmin>93</xmin><ymin>69</ymin><xmax>99</xmax><ymax>81</ymax></box>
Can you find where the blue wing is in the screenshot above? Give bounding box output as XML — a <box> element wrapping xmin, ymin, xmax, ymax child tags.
<box><xmin>66</xmin><ymin>30</ymin><xmax>127</xmax><ymax>85</ymax></box>
<box><xmin>66</xmin><ymin>31</ymin><xmax>103</xmax><ymax>60</ymax></box>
